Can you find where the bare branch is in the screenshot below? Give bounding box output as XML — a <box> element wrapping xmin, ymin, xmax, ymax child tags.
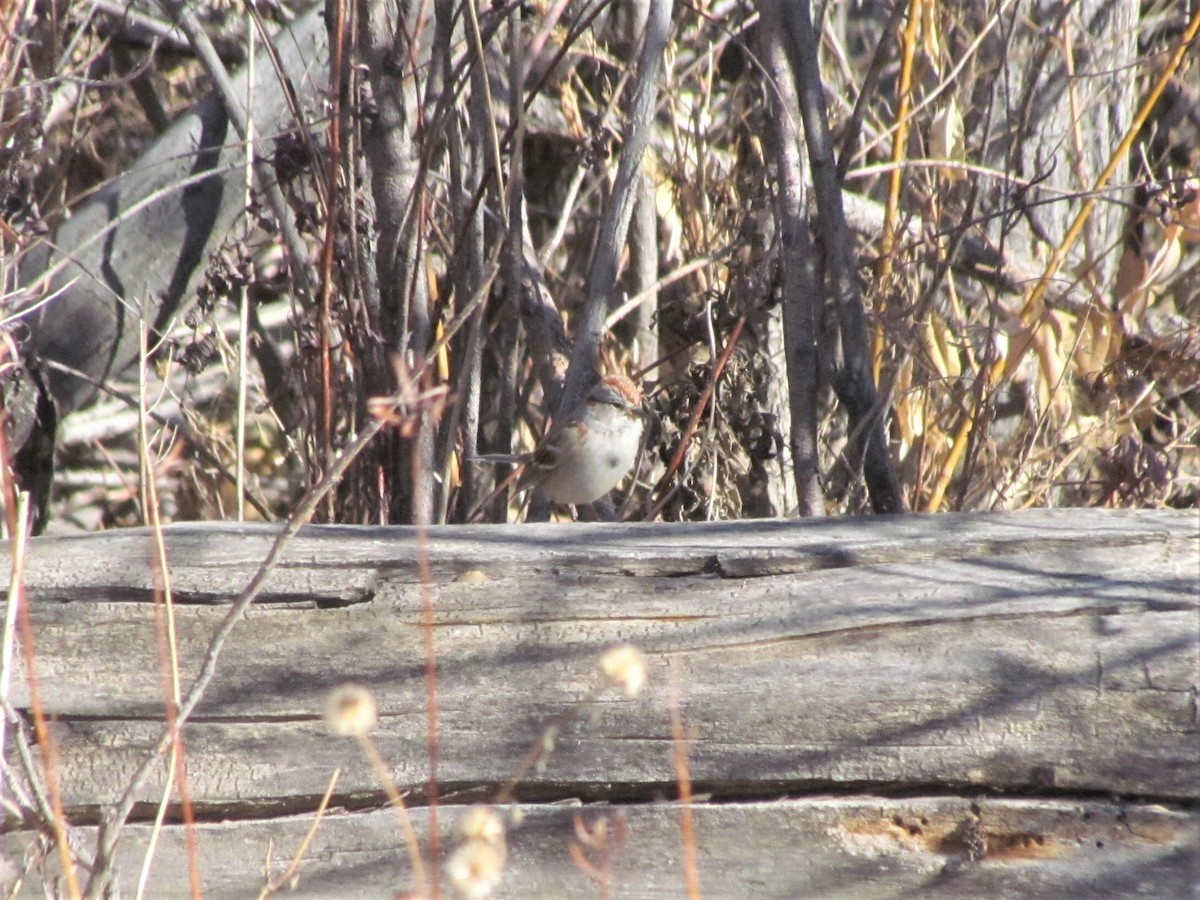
<box><xmin>559</xmin><ymin>0</ymin><xmax>674</xmax><ymax>416</ymax></box>
<box><xmin>761</xmin><ymin>0</ymin><xmax>906</xmax><ymax>514</ymax></box>
<box><xmin>761</xmin><ymin>23</ymin><xmax>825</xmax><ymax>516</ymax></box>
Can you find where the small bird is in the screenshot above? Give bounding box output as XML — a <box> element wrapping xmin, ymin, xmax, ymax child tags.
<box><xmin>487</xmin><ymin>374</ymin><xmax>645</xmax><ymax>506</ymax></box>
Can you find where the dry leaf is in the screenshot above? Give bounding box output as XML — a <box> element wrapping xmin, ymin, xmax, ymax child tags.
<box><xmin>930</xmin><ymin>99</ymin><xmax>966</xmax><ymax>181</ymax></box>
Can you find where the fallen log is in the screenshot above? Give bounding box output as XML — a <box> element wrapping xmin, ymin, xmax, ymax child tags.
<box><xmin>1</xmin><ymin>508</ymin><xmax>1197</xmax><ymax>896</ymax></box>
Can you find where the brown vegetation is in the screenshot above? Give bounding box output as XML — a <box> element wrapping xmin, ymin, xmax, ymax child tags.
<box><xmin>2</xmin><ymin>0</ymin><xmax>1195</xmax><ymax>530</ymax></box>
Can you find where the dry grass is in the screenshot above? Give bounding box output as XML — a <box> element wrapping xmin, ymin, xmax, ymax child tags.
<box><xmin>3</xmin><ymin>3</ymin><xmax>1195</xmax><ymax>531</ymax></box>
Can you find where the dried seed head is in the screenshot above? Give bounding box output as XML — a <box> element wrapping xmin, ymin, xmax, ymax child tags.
<box><xmin>459</xmin><ymin>806</ymin><xmax>505</xmax><ymax>847</ymax></box>
<box><xmin>598</xmin><ymin>644</ymin><xmax>648</xmax><ymax>698</ymax></box>
<box><xmin>445</xmin><ymin>838</ymin><xmax>505</xmax><ymax>899</ymax></box>
<box><xmin>324</xmin><ymin>683</ymin><xmax>378</xmax><ymax>737</ymax></box>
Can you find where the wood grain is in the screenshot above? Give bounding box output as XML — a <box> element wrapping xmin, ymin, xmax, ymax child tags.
<box><xmin>5</xmin><ymin>799</ymin><xmax>1197</xmax><ymax>898</ymax></box>
<box><xmin>2</xmin><ymin>509</ymin><xmax>1196</xmax><ymax>895</ymax></box>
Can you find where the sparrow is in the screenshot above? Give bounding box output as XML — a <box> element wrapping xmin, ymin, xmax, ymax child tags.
<box><xmin>485</xmin><ymin>374</ymin><xmax>645</xmax><ymax>505</ymax></box>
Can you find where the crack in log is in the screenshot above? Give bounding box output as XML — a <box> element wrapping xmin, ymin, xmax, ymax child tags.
<box><xmin>10</xmin><ymin>782</ymin><xmax>1196</xmax><ymax>832</ymax></box>
<box><xmin>26</xmin><ymin>588</ymin><xmax>378</xmax><ymax>607</ymax></box>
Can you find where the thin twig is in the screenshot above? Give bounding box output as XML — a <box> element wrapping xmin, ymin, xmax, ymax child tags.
<box><xmin>412</xmin><ymin>411</ymin><xmax>442</xmax><ymax>899</ymax></box>
<box><xmin>359</xmin><ymin>735</ymin><xmax>430</xmax><ymax>898</ymax></box>
<box><xmin>768</xmin><ymin>0</ymin><xmax>905</xmax><ymax>514</ymax></box>
<box><xmin>0</xmin><ymin>493</ymin><xmax>26</xmax><ymax>764</ymax></box>
<box><xmin>603</xmin><ymin>253</ymin><xmax>730</xmax><ymax>330</ymax></box>
<box><xmin>136</xmin><ymin>323</ymin><xmax>201</xmax><ymax>899</ymax></box>
<box><xmin>315</xmin><ymin>0</ymin><xmax>348</xmax><ymax>516</ymax></box>
<box><xmin>762</xmin><ymin>27</ymin><xmax>824</xmax><ymax>516</ymax></box>
<box><xmin>646</xmin><ymin>316</ymin><xmax>746</xmax><ymax>521</ymax></box>
<box><xmin>1</xmin><ymin>700</ymin><xmax>94</xmax><ymax>873</ymax></box>
<box><xmin>875</xmin><ymin>0</ymin><xmax>923</xmax><ymax>288</ymax></box>
<box><xmin>1005</xmin><ymin>3</ymin><xmax>1200</xmax><ymax>373</ymax></box>
<box><xmin>257</xmin><ymin>769</ymin><xmax>341</xmax><ymax>899</ymax></box>
<box><xmin>235</xmin><ymin>0</ymin><xmax>256</xmax><ymax>524</ymax></box>
<box><xmin>669</xmin><ymin>663</ymin><xmax>700</xmax><ymax>900</ymax></box>
<box><xmin>0</xmin><ymin>423</ymin><xmax>79</xmax><ymax>897</ymax></box>
<box><xmin>39</xmin><ymin>358</ymin><xmax>274</xmax><ymax>520</ymax></box>
<box><xmin>834</xmin><ymin>0</ymin><xmax>907</xmax><ymax>182</ymax></box>
<box><xmin>152</xmin><ymin>0</ymin><xmax>314</xmax><ymax>298</ymax></box>
<box><xmin>85</xmin><ymin>402</ymin><xmax>404</xmax><ymax>897</ymax></box>
<box><xmin>559</xmin><ymin>0</ymin><xmax>675</xmax><ymax>416</ymax></box>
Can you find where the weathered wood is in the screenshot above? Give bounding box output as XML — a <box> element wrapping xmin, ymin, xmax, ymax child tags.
<box><xmin>1</xmin><ymin>509</ymin><xmax>1197</xmax><ymax>895</ymax></box>
<box><xmin>6</xmin><ymin>798</ymin><xmax>1198</xmax><ymax>899</ymax></box>
<box><xmin>13</xmin><ymin>505</ymin><xmax>1195</xmax><ymax>590</ymax></box>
